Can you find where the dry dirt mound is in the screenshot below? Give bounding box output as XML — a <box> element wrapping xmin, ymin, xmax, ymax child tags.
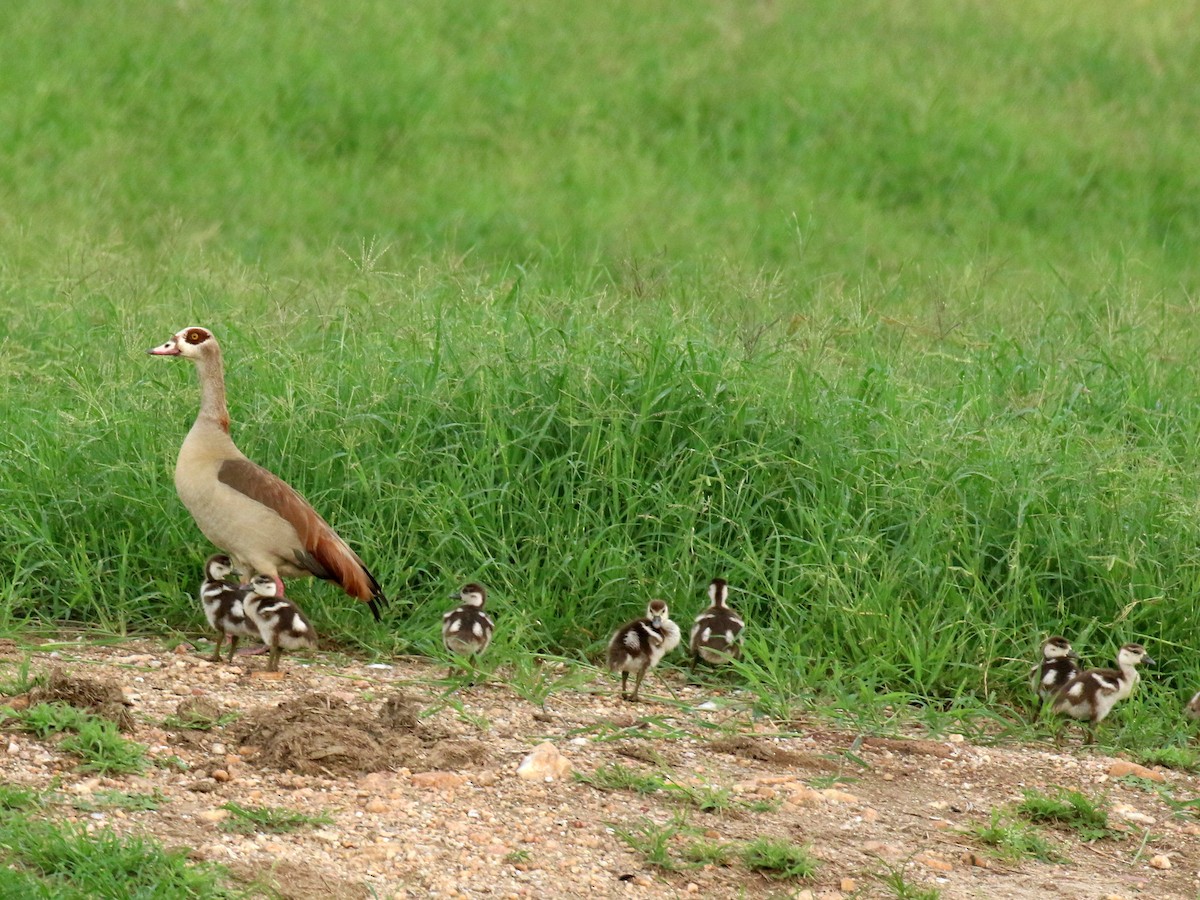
<box><xmin>11</xmin><ymin>668</ymin><xmax>135</xmax><ymax>731</ymax></box>
<box><xmin>231</xmin><ymin>690</ymin><xmax>488</xmax><ymax>777</ymax></box>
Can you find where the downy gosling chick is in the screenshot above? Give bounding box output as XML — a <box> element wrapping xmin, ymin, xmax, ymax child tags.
<box><xmin>1186</xmin><ymin>690</ymin><xmax>1200</xmax><ymax>722</ymax></box>
<box><xmin>1030</xmin><ymin>636</ymin><xmax>1080</xmax><ymax>707</ymax></box>
<box><xmin>242</xmin><ymin>574</ymin><xmax>318</xmax><ymax>673</ymax></box>
<box><xmin>1052</xmin><ymin>643</ymin><xmax>1153</xmax><ymax>742</ymax></box>
<box><xmin>200</xmin><ymin>554</ymin><xmax>260</xmax><ymax>663</ymax></box>
<box><xmin>689</xmin><ymin>577</ymin><xmax>745</xmax><ymax>671</ymax></box>
<box><xmin>442</xmin><ymin>582</ymin><xmax>495</xmax><ymax>675</ymax></box>
<box><xmin>607</xmin><ymin>599</ymin><xmax>681</xmax><ymax>702</ymax></box>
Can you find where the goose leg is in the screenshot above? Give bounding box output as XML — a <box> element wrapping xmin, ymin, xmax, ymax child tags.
<box><xmin>620</xmin><ymin>671</ymin><xmax>629</xmax><ymax>700</ymax></box>
<box><xmin>226</xmin><ymin>635</ymin><xmax>239</xmax><ymax>664</ymax></box>
<box><xmin>209</xmin><ymin>633</ymin><xmax>224</xmax><ymax>663</ymax></box>
<box><xmin>266</xmin><ymin>644</ymin><xmax>282</xmax><ymax>673</ymax></box>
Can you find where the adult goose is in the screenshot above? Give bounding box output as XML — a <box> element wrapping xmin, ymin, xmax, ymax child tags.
<box><xmin>150</xmin><ymin>326</ymin><xmax>385</xmax><ymax>620</ymax></box>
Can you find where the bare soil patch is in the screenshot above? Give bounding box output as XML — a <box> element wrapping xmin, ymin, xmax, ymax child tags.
<box><xmin>1</xmin><ymin>637</ymin><xmax>1198</xmax><ymax>899</ymax></box>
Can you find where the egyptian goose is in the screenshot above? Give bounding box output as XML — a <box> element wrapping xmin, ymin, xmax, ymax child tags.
<box><xmin>1052</xmin><ymin>643</ymin><xmax>1153</xmax><ymax>741</ymax></box>
<box><xmin>689</xmin><ymin>577</ymin><xmax>745</xmax><ymax>671</ymax></box>
<box><xmin>607</xmin><ymin>599</ymin><xmax>681</xmax><ymax>702</ymax></box>
<box><xmin>199</xmin><ymin>553</ymin><xmax>260</xmax><ymax>663</ymax></box>
<box><xmin>149</xmin><ymin>327</ymin><xmax>385</xmax><ymax>620</ymax></box>
<box><xmin>241</xmin><ymin>574</ymin><xmax>318</xmax><ymax>672</ymax></box>
<box><xmin>1186</xmin><ymin>690</ymin><xmax>1200</xmax><ymax>721</ymax></box>
<box><xmin>1029</xmin><ymin>636</ymin><xmax>1080</xmax><ymax>706</ymax></box>
<box><xmin>442</xmin><ymin>582</ymin><xmax>495</xmax><ymax>674</ymax></box>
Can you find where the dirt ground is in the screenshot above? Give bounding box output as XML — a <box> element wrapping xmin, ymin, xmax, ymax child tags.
<box><xmin>1</xmin><ymin>636</ymin><xmax>1198</xmax><ymax>899</ymax></box>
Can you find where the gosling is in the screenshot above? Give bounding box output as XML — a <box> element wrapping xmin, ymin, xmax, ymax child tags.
<box><xmin>199</xmin><ymin>554</ymin><xmax>260</xmax><ymax>663</ymax></box>
<box><xmin>442</xmin><ymin>582</ymin><xmax>495</xmax><ymax>675</ymax></box>
<box><xmin>607</xmin><ymin>599</ymin><xmax>681</xmax><ymax>702</ymax></box>
<box><xmin>1186</xmin><ymin>690</ymin><xmax>1200</xmax><ymax>721</ymax></box>
<box><xmin>1052</xmin><ymin>643</ymin><xmax>1153</xmax><ymax>742</ymax></box>
<box><xmin>1030</xmin><ymin>636</ymin><xmax>1080</xmax><ymax>708</ymax></box>
<box><xmin>689</xmin><ymin>577</ymin><xmax>745</xmax><ymax>672</ymax></box>
<box><xmin>241</xmin><ymin>574</ymin><xmax>318</xmax><ymax>673</ymax></box>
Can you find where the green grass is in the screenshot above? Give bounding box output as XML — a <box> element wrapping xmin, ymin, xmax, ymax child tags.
<box><xmin>609</xmin><ymin>817</ymin><xmax>683</xmax><ymax>872</ymax></box>
<box><xmin>576</xmin><ymin>763</ymin><xmax>668</xmax><ymax>796</ymax></box>
<box><xmin>59</xmin><ymin>720</ymin><xmax>149</xmax><ymax>776</ymax></box>
<box><xmin>878</xmin><ymin>867</ymin><xmax>942</xmax><ymax>900</ymax></box>
<box><xmin>0</xmin><ymin>658</ymin><xmax>45</xmax><ymax>696</ymax></box>
<box><xmin>968</xmin><ymin>810</ymin><xmax>1065</xmax><ymax>863</ymax></box>
<box><xmin>1016</xmin><ymin>788</ymin><xmax>1119</xmax><ymax>842</ymax></box>
<box><xmin>738</xmin><ymin>837</ymin><xmax>818</xmax><ymax>880</ymax></box>
<box><xmin>6</xmin><ymin>702</ymin><xmax>93</xmax><ymax>739</ymax></box>
<box><xmin>71</xmin><ymin>790</ymin><xmax>165</xmax><ymax>813</ymax></box>
<box><xmin>218</xmin><ymin>802</ymin><xmax>332</xmax><ymax>835</ymax></box>
<box><xmin>0</xmin><ymin>813</ymin><xmax>243</xmax><ymax>899</ymax></box>
<box><xmin>1</xmin><ymin>1</ymin><xmax>1200</xmax><ymax>742</ymax></box>
<box><xmin>682</xmin><ymin>838</ymin><xmax>737</xmax><ymax>867</ymax></box>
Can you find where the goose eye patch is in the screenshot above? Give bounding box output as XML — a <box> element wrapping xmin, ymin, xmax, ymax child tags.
<box><xmin>186</xmin><ymin>329</ymin><xmax>207</xmax><ymax>344</ymax></box>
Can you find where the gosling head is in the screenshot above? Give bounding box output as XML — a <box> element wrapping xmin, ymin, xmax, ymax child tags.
<box><xmin>1117</xmin><ymin>643</ymin><xmax>1153</xmax><ymax>667</ymax></box>
<box><xmin>451</xmin><ymin>583</ymin><xmax>488</xmax><ymax>608</ymax></box>
<box><xmin>708</xmin><ymin>578</ymin><xmax>729</xmax><ymax>607</ymax></box>
<box><xmin>247</xmin><ymin>574</ymin><xmax>282</xmax><ymax>599</ymax></box>
<box><xmin>647</xmin><ymin>598</ymin><xmax>669</xmax><ymax>628</ymax></box>
<box><xmin>1041</xmin><ymin>636</ymin><xmax>1078</xmax><ymax>660</ymax></box>
<box><xmin>204</xmin><ymin>554</ymin><xmax>236</xmax><ymax>583</ymax></box>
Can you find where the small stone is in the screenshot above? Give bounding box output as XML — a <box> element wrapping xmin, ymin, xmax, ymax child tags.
<box><xmin>819</xmin><ymin>788</ymin><xmax>860</xmax><ymax>804</ymax></box>
<box><xmin>1108</xmin><ymin>760</ymin><xmax>1166</xmax><ymax>783</ymax></box>
<box><xmin>915</xmin><ymin>852</ymin><xmax>953</xmax><ymax>872</ymax></box>
<box><xmin>1149</xmin><ymin>854</ymin><xmax>1171</xmax><ymax>870</ymax></box>
<box><xmin>947</xmin><ymin>733</ymin><xmax>964</xmax><ymax>743</ymax></box>
<box><xmin>250</xmin><ymin>671</ymin><xmax>285</xmax><ymax>682</ymax></box>
<box><xmin>197</xmin><ymin>808</ymin><xmax>229</xmax><ymax>824</ymax></box>
<box><xmin>211</xmin><ymin>769</ymin><xmax>230</xmax><ymax>783</ymax></box>
<box><xmin>364</xmin><ymin>797</ymin><xmax>389</xmax><ymax>813</ymax></box>
<box><xmin>863</xmin><ymin>841</ymin><xmax>901</xmax><ymax>857</ymax></box>
<box><xmin>861</xmin><ymin>808</ymin><xmax>879</xmax><ymax>823</ymax></box>
<box><xmin>517</xmin><ymin>743</ymin><xmax>572</xmax><ymax>782</ymax></box>
<box><xmin>961</xmin><ymin>852</ymin><xmax>990</xmax><ymax>868</ymax></box>
<box><xmin>840</xmin><ymin>878</ymin><xmax>858</xmax><ymax>891</ymax></box>
<box><xmin>411</xmin><ymin>772</ymin><xmax>466</xmax><ymax>791</ymax></box>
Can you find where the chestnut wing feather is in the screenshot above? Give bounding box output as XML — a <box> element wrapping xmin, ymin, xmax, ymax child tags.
<box><xmin>217</xmin><ymin>458</ymin><xmax>384</xmax><ymax>617</ymax></box>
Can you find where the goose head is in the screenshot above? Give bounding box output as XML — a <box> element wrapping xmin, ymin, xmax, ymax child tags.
<box><xmin>148</xmin><ymin>326</ymin><xmax>218</xmax><ymax>359</ymax></box>
<box><xmin>451</xmin><ymin>583</ymin><xmax>488</xmax><ymax>608</ymax></box>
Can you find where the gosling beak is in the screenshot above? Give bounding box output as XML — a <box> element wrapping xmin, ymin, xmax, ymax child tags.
<box><xmin>651</xmin><ymin>616</ymin><xmax>662</xmax><ymax>628</ymax></box>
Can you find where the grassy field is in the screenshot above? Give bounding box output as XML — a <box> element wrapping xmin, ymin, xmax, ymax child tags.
<box><xmin>1</xmin><ymin>0</ymin><xmax>1199</xmax><ymax>754</ymax></box>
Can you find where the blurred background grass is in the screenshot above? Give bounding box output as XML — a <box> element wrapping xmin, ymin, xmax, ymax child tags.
<box><xmin>1</xmin><ymin>0</ymin><xmax>1198</xmax><ymax>737</ymax></box>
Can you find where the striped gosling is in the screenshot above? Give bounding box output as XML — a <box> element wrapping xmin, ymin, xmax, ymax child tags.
<box><xmin>199</xmin><ymin>554</ymin><xmax>260</xmax><ymax>663</ymax></box>
<box><xmin>1030</xmin><ymin>636</ymin><xmax>1080</xmax><ymax>707</ymax></box>
<box><xmin>689</xmin><ymin>577</ymin><xmax>745</xmax><ymax>671</ymax></box>
<box><xmin>607</xmin><ymin>599</ymin><xmax>681</xmax><ymax>702</ymax></box>
<box><xmin>1052</xmin><ymin>643</ymin><xmax>1153</xmax><ymax>742</ymax></box>
<box><xmin>241</xmin><ymin>574</ymin><xmax>318</xmax><ymax>673</ymax></box>
<box><xmin>442</xmin><ymin>582</ymin><xmax>495</xmax><ymax>675</ymax></box>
